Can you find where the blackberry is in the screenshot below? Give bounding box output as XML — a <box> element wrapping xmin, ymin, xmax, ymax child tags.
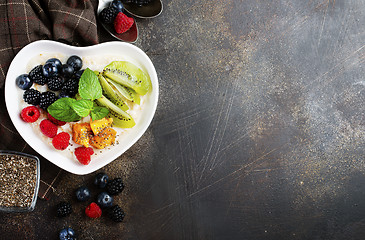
<box><xmin>106</xmin><ymin>178</ymin><xmax>124</xmax><ymax>195</ymax></box>
<box><xmin>100</xmin><ymin>6</ymin><xmax>119</xmax><ymax>24</ymax></box>
<box><xmin>29</xmin><ymin>65</ymin><xmax>48</xmax><ymax>85</ymax></box>
<box><xmin>56</xmin><ymin>201</ymin><xmax>73</xmax><ymax>218</ymax></box>
<box><xmin>109</xmin><ymin>205</ymin><xmax>125</xmax><ymax>222</ymax></box>
<box><xmin>23</xmin><ymin>88</ymin><xmax>41</xmax><ymax>105</ymax></box>
<box><xmin>47</xmin><ymin>76</ymin><xmax>64</xmax><ymax>91</ymax></box>
<box><xmin>39</xmin><ymin>91</ymin><xmax>57</xmax><ymax>110</ymax></box>
<box><xmin>61</xmin><ymin>78</ymin><xmax>79</xmax><ymax>97</ymax></box>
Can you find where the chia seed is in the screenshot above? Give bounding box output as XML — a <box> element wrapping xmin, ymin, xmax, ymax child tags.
<box><xmin>0</xmin><ymin>154</ymin><xmax>38</xmax><ymax>208</ymax></box>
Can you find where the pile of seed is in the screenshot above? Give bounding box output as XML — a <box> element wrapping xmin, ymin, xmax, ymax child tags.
<box><xmin>0</xmin><ymin>154</ymin><xmax>37</xmax><ymax>208</ymax></box>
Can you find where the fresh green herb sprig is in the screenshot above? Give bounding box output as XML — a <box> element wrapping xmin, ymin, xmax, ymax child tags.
<box><xmin>48</xmin><ymin>68</ymin><xmax>109</xmax><ymax>122</ymax></box>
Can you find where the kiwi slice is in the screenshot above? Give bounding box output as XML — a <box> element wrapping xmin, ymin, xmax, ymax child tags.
<box><xmin>105</xmin><ymin>77</ymin><xmax>141</xmax><ymax>105</ymax></box>
<box><xmin>97</xmin><ymin>72</ymin><xmax>129</xmax><ymax>111</ymax></box>
<box><xmin>103</xmin><ymin>61</ymin><xmax>151</xmax><ymax>95</ymax></box>
<box><xmin>96</xmin><ymin>95</ymin><xmax>135</xmax><ymax>128</ymax></box>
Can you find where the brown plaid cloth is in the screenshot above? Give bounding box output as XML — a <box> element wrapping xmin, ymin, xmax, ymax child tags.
<box><xmin>0</xmin><ymin>0</ymin><xmax>99</xmax><ymax>88</ymax></box>
<box><xmin>0</xmin><ymin>0</ymin><xmax>102</xmax><ymax>199</ymax></box>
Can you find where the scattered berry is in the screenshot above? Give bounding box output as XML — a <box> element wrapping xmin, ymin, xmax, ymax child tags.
<box><xmin>40</xmin><ymin>119</ymin><xmax>58</xmax><ymax>138</ymax></box>
<box><xmin>75</xmin><ymin>186</ymin><xmax>91</xmax><ymax>202</ymax></box>
<box><xmin>52</xmin><ymin>132</ymin><xmax>70</xmax><ymax>150</ymax></box>
<box><xmin>56</xmin><ymin>201</ymin><xmax>73</xmax><ymax>218</ymax></box>
<box><xmin>109</xmin><ymin>205</ymin><xmax>125</xmax><ymax>222</ymax></box>
<box><xmin>97</xmin><ymin>192</ymin><xmax>114</xmax><ymax>208</ymax></box>
<box><xmin>47</xmin><ymin>113</ymin><xmax>66</xmax><ymax>126</ymax></box>
<box><xmin>42</xmin><ymin>62</ymin><xmax>58</xmax><ymax>77</ymax></box>
<box><xmin>16</xmin><ymin>74</ymin><xmax>33</xmax><ymax>90</ymax></box>
<box><xmin>39</xmin><ymin>91</ymin><xmax>57</xmax><ymax>110</ymax></box>
<box><xmin>94</xmin><ymin>172</ymin><xmax>109</xmax><ymax>188</ymax></box>
<box><xmin>59</xmin><ymin>227</ymin><xmax>76</xmax><ymax>240</ymax></box>
<box><xmin>23</xmin><ymin>88</ymin><xmax>41</xmax><ymax>106</ymax></box>
<box><xmin>66</xmin><ymin>55</ymin><xmax>83</xmax><ymax>72</ymax></box>
<box><xmin>113</xmin><ymin>12</ymin><xmax>134</xmax><ymax>34</ymax></box>
<box><xmin>106</xmin><ymin>178</ymin><xmax>124</xmax><ymax>195</ymax></box>
<box><xmin>29</xmin><ymin>65</ymin><xmax>48</xmax><ymax>85</ymax></box>
<box><xmin>47</xmin><ymin>76</ymin><xmax>64</xmax><ymax>91</ymax></box>
<box><xmin>74</xmin><ymin>146</ymin><xmax>94</xmax><ymax>165</ymax></box>
<box><xmin>85</xmin><ymin>202</ymin><xmax>102</xmax><ymax>219</ymax></box>
<box><xmin>20</xmin><ymin>106</ymin><xmax>40</xmax><ymax>123</ymax></box>
<box><xmin>100</xmin><ymin>6</ymin><xmax>119</xmax><ymax>24</ymax></box>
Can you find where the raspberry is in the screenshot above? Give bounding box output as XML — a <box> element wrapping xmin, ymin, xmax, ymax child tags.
<box><xmin>85</xmin><ymin>202</ymin><xmax>102</xmax><ymax>219</ymax></box>
<box><xmin>47</xmin><ymin>113</ymin><xmax>66</xmax><ymax>126</ymax></box>
<box><xmin>40</xmin><ymin>119</ymin><xmax>58</xmax><ymax>138</ymax></box>
<box><xmin>113</xmin><ymin>12</ymin><xmax>134</xmax><ymax>34</ymax></box>
<box><xmin>52</xmin><ymin>132</ymin><xmax>70</xmax><ymax>150</ymax></box>
<box><xmin>74</xmin><ymin>147</ymin><xmax>94</xmax><ymax>165</ymax></box>
<box><xmin>20</xmin><ymin>106</ymin><xmax>40</xmax><ymax>123</ymax></box>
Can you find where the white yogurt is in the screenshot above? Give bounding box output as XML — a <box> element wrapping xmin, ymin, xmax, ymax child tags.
<box><xmin>22</xmin><ymin>54</ymin><xmax>146</xmax><ymax>162</ymax></box>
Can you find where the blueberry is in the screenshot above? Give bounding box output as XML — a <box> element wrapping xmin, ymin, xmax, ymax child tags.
<box><xmin>59</xmin><ymin>227</ymin><xmax>76</xmax><ymax>240</ymax></box>
<box><xmin>61</xmin><ymin>64</ymin><xmax>74</xmax><ymax>78</ymax></box>
<box><xmin>42</xmin><ymin>62</ymin><xmax>58</xmax><ymax>77</ymax></box>
<box><xmin>75</xmin><ymin>186</ymin><xmax>91</xmax><ymax>202</ymax></box>
<box><xmin>66</xmin><ymin>55</ymin><xmax>82</xmax><ymax>71</ymax></box>
<box><xmin>16</xmin><ymin>74</ymin><xmax>33</xmax><ymax>90</ymax></box>
<box><xmin>111</xmin><ymin>0</ymin><xmax>124</xmax><ymax>12</ymax></box>
<box><xmin>94</xmin><ymin>172</ymin><xmax>109</xmax><ymax>188</ymax></box>
<box><xmin>97</xmin><ymin>192</ymin><xmax>113</xmax><ymax>208</ymax></box>
<box><xmin>74</xmin><ymin>69</ymin><xmax>84</xmax><ymax>79</ymax></box>
<box><xmin>46</xmin><ymin>58</ymin><xmax>62</xmax><ymax>71</ymax></box>
<box><xmin>58</xmin><ymin>91</ymin><xmax>70</xmax><ymax>99</ymax></box>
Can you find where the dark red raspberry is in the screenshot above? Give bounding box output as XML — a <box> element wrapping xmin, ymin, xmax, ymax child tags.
<box><xmin>74</xmin><ymin>147</ymin><xmax>94</xmax><ymax>165</ymax></box>
<box><xmin>20</xmin><ymin>106</ymin><xmax>40</xmax><ymax>123</ymax></box>
<box><xmin>52</xmin><ymin>132</ymin><xmax>70</xmax><ymax>150</ymax></box>
<box><xmin>47</xmin><ymin>113</ymin><xmax>66</xmax><ymax>126</ymax></box>
<box><xmin>85</xmin><ymin>202</ymin><xmax>102</xmax><ymax>219</ymax></box>
<box><xmin>113</xmin><ymin>12</ymin><xmax>134</xmax><ymax>34</ymax></box>
<box><xmin>40</xmin><ymin>119</ymin><xmax>58</xmax><ymax>138</ymax></box>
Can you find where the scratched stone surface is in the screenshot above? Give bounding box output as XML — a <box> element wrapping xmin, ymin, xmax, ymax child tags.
<box><xmin>1</xmin><ymin>0</ymin><xmax>365</xmax><ymax>239</ymax></box>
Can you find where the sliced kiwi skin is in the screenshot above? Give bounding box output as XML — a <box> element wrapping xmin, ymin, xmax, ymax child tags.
<box><xmin>103</xmin><ymin>61</ymin><xmax>151</xmax><ymax>95</ymax></box>
<box><xmin>108</xmin><ymin>110</ymin><xmax>136</xmax><ymax>128</ymax></box>
<box><xmin>97</xmin><ymin>73</ymin><xmax>129</xmax><ymax>111</ymax></box>
<box><xmin>96</xmin><ymin>95</ymin><xmax>135</xmax><ymax>128</ymax></box>
<box><xmin>105</xmin><ymin>77</ymin><xmax>141</xmax><ymax>105</ymax></box>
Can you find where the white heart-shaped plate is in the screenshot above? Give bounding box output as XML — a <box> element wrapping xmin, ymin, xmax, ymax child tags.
<box><xmin>5</xmin><ymin>40</ymin><xmax>158</xmax><ymax>175</ymax></box>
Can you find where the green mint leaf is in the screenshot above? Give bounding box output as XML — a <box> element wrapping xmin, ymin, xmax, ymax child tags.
<box><xmin>48</xmin><ymin>98</ymin><xmax>81</xmax><ymax>122</ymax></box>
<box><xmin>90</xmin><ymin>106</ymin><xmax>109</xmax><ymax>121</ymax></box>
<box><xmin>71</xmin><ymin>99</ymin><xmax>94</xmax><ymax>118</ymax></box>
<box><xmin>78</xmin><ymin>68</ymin><xmax>102</xmax><ymax>100</ymax></box>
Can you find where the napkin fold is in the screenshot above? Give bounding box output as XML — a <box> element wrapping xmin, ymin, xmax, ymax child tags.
<box><xmin>0</xmin><ymin>0</ymin><xmax>103</xmax><ymax>200</ymax></box>
<box><xmin>0</xmin><ymin>0</ymin><xmax>99</xmax><ymax>89</ymax></box>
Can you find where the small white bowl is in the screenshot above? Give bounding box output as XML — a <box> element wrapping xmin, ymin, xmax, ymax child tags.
<box><xmin>5</xmin><ymin>40</ymin><xmax>158</xmax><ymax>175</ymax></box>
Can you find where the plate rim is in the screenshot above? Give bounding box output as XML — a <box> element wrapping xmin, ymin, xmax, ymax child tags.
<box><xmin>5</xmin><ymin>40</ymin><xmax>159</xmax><ymax>175</ymax></box>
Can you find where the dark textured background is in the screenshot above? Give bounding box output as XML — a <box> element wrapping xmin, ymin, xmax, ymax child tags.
<box><xmin>1</xmin><ymin>0</ymin><xmax>365</xmax><ymax>239</ymax></box>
